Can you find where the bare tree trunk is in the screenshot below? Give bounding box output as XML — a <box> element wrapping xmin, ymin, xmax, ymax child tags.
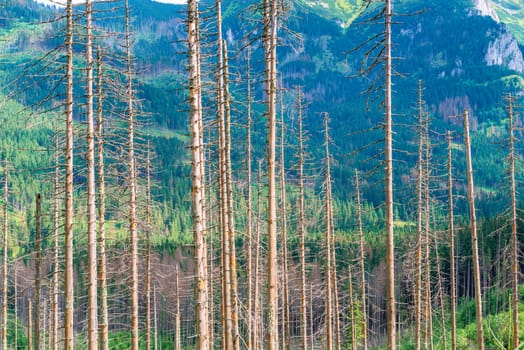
<box><xmin>223</xmin><ymin>41</ymin><xmax>240</xmax><ymax>350</ymax></box>
<box><xmin>433</xmin><ymin>232</ymin><xmax>447</xmax><ymax>350</ymax></box>
<box><xmin>246</xmin><ymin>49</ymin><xmax>254</xmax><ymax>350</ymax></box>
<box><xmin>175</xmin><ymin>267</ymin><xmax>181</xmax><ymax>350</ymax></box>
<box><xmin>297</xmin><ymin>87</ymin><xmax>308</xmax><ymax>350</ymax></box>
<box><xmin>384</xmin><ymin>1</ymin><xmax>396</xmax><ymax>348</ymax></box>
<box><xmin>28</xmin><ymin>299</ymin><xmax>33</xmax><ymax>350</ymax></box>
<box><xmin>447</xmin><ymin>132</ymin><xmax>457</xmax><ymax>350</ymax></box>
<box><xmin>53</xmin><ymin>116</ymin><xmax>61</xmax><ymax>350</ymax></box>
<box><xmin>146</xmin><ymin>144</ymin><xmax>153</xmax><ymax>350</ymax></box>
<box><xmin>414</xmin><ymin>81</ymin><xmax>424</xmax><ymax>350</ymax></box>
<box><xmin>123</xmin><ymin>1</ymin><xmax>139</xmax><ymax>348</ymax></box>
<box><xmin>463</xmin><ymin>110</ymin><xmax>485</xmax><ymax>350</ymax></box>
<box><xmin>64</xmin><ymin>0</ymin><xmax>75</xmax><ymax>347</ymax></box>
<box><xmin>96</xmin><ymin>48</ymin><xmax>109</xmax><ymax>350</ymax></box>
<box><xmin>355</xmin><ymin>170</ymin><xmax>368</xmax><ymax>350</ymax></box>
<box><xmin>1</xmin><ymin>163</ymin><xmax>7</xmax><ymax>350</ymax></box>
<box><xmin>188</xmin><ymin>1</ymin><xmax>209</xmax><ymax>349</ymax></box>
<box><xmin>254</xmin><ymin>161</ymin><xmax>263</xmax><ymax>350</ymax></box>
<box><xmin>348</xmin><ymin>267</ymin><xmax>356</xmax><ymax>350</ymax></box>
<box><xmin>423</xmin><ymin>121</ymin><xmax>433</xmax><ymax>350</ymax></box>
<box><xmin>154</xmin><ymin>285</ymin><xmax>158</xmax><ymax>350</ymax></box>
<box><xmin>264</xmin><ymin>0</ymin><xmax>279</xmax><ymax>347</ymax></box>
<box><xmin>310</xmin><ymin>284</ymin><xmax>314</xmax><ymax>350</ymax></box>
<box><xmin>507</xmin><ymin>96</ymin><xmax>519</xmax><ymax>350</ymax></box>
<box><xmin>85</xmin><ymin>1</ymin><xmax>98</xmax><ymax>347</ymax></box>
<box><xmin>14</xmin><ymin>263</ymin><xmax>17</xmax><ymax>349</ymax></box>
<box><xmin>279</xmin><ymin>81</ymin><xmax>290</xmax><ymax>350</ymax></box>
<box><xmin>35</xmin><ymin>194</ymin><xmax>42</xmax><ymax>350</ymax></box>
<box><xmin>323</xmin><ymin>113</ymin><xmax>333</xmax><ymax>350</ymax></box>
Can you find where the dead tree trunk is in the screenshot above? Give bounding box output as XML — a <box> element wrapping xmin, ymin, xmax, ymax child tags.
<box><xmin>355</xmin><ymin>170</ymin><xmax>368</xmax><ymax>350</ymax></box>
<box><xmin>323</xmin><ymin>113</ymin><xmax>333</xmax><ymax>350</ymax></box>
<box><xmin>246</xmin><ymin>49</ymin><xmax>254</xmax><ymax>350</ymax></box>
<box><xmin>96</xmin><ymin>48</ymin><xmax>109</xmax><ymax>350</ymax></box>
<box><xmin>279</xmin><ymin>80</ymin><xmax>290</xmax><ymax>350</ymax></box>
<box><xmin>64</xmin><ymin>0</ymin><xmax>75</xmax><ymax>347</ymax></box>
<box><xmin>35</xmin><ymin>194</ymin><xmax>42</xmax><ymax>350</ymax></box>
<box><xmin>447</xmin><ymin>132</ymin><xmax>457</xmax><ymax>350</ymax></box>
<box><xmin>85</xmin><ymin>1</ymin><xmax>98</xmax><ymax>347</ymax></box>
<box><xmin>146</xmin><ymin>144</ymin><xmax>152</xmax><ymax>350</ymax></box>
<box><xmin>463</xmin><ymin>110</ymin><xmax>485</xmax><ymax>350</ymax></box>
<box><xmin>384</xmin><ymin>1</ymin><xmax>396</xmax><ymax>348</ymax></box>
<box><xmin>264</xmin><ymin>0</ymin><xmax>279</xmax><ymax>347</ymax></box>
<box><xmin>507</xmin><ymin>95</ymin><xmax>519</xmax><ymax>350</ymax></box>
<box><xmin>53</xmin><ymin>119</ymin><xmax>61</xmax><ymax>350</ymax></box>
<box><xmin>188</xmin><ymin>0</ymin><xmax>209</xmax><ymax>349</ymax></box>
<box><xmin>297</xmin><ymin>86</ymin><xmax>308</xmax><ymax>350</ymax></box>
<box><xmin>1</xmin><ymin>163</ymin><xmax>7</xmax><ymax>350</ymax></box>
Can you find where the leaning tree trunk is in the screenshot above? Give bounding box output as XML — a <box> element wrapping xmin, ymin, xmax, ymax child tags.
<box><xmin>188</xmin><ymin>0</ymin><xmax>209</xmax><ymax>349</ymax></box>
<box><xmin>463</xmin><ymin>110</ymin><xmax>485</xmax><ymax>350</ymax></box>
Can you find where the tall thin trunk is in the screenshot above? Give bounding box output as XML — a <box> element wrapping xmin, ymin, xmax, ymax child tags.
<box><xmin>188</xmin><ymin>0</ymin><xmax>209</xmax><ymax>349</ymax></box>
<box><xmin>434</xmin><ymin>230</ymin><xmax>447</xmax><ymax>350</ymax></box>
<box><xmin>85</xmin><ymin>0</ymin><xmax>98</xmax><ymax>347</ymax></box>
<box><xmin>175</xmin><ymin>267</ymin><xmax>181</xmax><ymax>350</ymax></box>
<box><xmin>146</xmin><ymin>144</ymin><xmax>152</xmax><ymax>350</ymax></box>
<box><xmin>297</xmin><ymin>87</ymin><xmax>308</xmax><ymax>350</ymax></box>
<box><xmin>264</xmin><ymin>0</ymin><xmax>279</xmax><ymax>347</ymax></box>
<box><xmin>14</xmin><ymin>263</ymin><xmax>17</xmax><ymax>349</ymax></box>
<box><xmin>223</xmin><ymin>41</ymin><xmax>240</xmax><ymax>350</ymax></box>
<box><xmin>254</xmin><ymin>161</ymin><xmax>263</xmax><ymax>350</ymax></box>
<box><xmin>423</xmin><ymin>117</ymin><xmax>433</xmax><ymax>350</ymax></box>
<box><xmin>348</xmin><ymin>267</ymin><xmax>356</xmax><ymax>350</ymax></box>
<box><xmin>384</xmin><ymin>1</ymin><xmax>396</xmax><ymax>347</ymax></box>
<box><xmin>96</xmin><ymin>48</ymin><xmax>109</xmax><ymax>350</ymax></box>
<box><xmin>154</xmin><ymin>285</ymin><xmax>158</xmax><ymax>350</ymax></box>
<box><xmin>447</xmin><ymin>132</ymin><xmax>457</xmax><ymax>350</ymax></box>
<box><xmin>28</xmin><ymin>299</ymin><xmax>33</xmax><ymax>350</ymax></box>
<box><xmin>216</xmin><ymin>4</ymin><xmax>233</xmax><ymax>349</ymax></box>
<box><xmin>310</xmin><ymin>284</ymin><xmax>314</xmax><ymax>350</ymax></box>
<box><xmin>246</xmin><ymin>49</ymin><xmax>254</xmax><ymax>350</ymax></box>
<box><xmin>507</xmin><ymin>96</ymin><xmax>519</xmax><ymax>350</ymax></box>
<box><xmin>35</xmin><ymin>194</ymin><xmax>42</xmax><ymax>350</ymax></box>
<box><xmin>415</xmin><ymin>81</ymin><xmax>424</xmax><ymax>350</ymax></box>
<box><xmin>279</xmin><ymin>81</ymin><xmax>290</xmax><ymax>350</ymax></box>
<box><xmin>463</xmin><ymin>110</ymin><xmax>485</xmax><ymax>350</ymax></box>
<box><xmin>323</xmin><ymin>113</ymin><xmax>333</xmax><ymax>350</ymax></box>
<box><xmin>124</xmin><ymin>1</ymin><xmax>139</xmax><ymax>348</ymax></box>
<box><xmin>1</xmin><ymin>163</ymin><xmax>7</xmax><ymax>350</ymax></box>
<box><xmin>53</xmin><ymin>116</ymin><xmax>61</xmax><ymax>350</ymax></box>
<box><xmin>355</xmin><ymin>170</ymin><xmax>368</xmax><ymax>350</ymax></box>
<box><xmin>64</xmin><ymin>0</ymin><xmax>75</xmax><ymax>347</ymax></box>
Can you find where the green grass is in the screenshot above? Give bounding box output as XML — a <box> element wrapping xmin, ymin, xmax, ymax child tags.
<box><xmin>489</xmin><ymin>0</ymin><xmax>524</xmax><ymax>44</ymax></box>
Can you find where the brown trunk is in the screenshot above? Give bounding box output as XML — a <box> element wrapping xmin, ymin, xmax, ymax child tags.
<box><xmin>188</xmin><ymin>1</ymin><xmax>209</xmax><ymax>349</ymax></box>
<box><xmin>279</xmin><ymin>80</ymin><xmax>291</xmax><ymax>350</ymax></box>
<box><xmin>507</xmin><ymin>96</ymin><xmax>519</xmax><ymax>350</ymax></box>
<box><xmin>355</xmin><ymin>170</ymin><xmax>368</xmax><ymax>350</ymax></box>
<box><xmin>323</xmin><ymin>113</ymin><xmax>333</xmax><ymax>350</ymax></box>
<box><xmin>384</xmin><ymin>1</ymin><xmax>396</xmax><ymax>348</ymax></box>
<box><xmin>35</xmin><ymin>194</ymin><xmax>42</xmax><ymax>350</ymax></box>
<box><xmin>96</xmin><ymin>48</ymin><xmax>109</xmax><ymax>350</ymax></box>
<box><xmin>64</xmin><ymin>0</ymin><xmax>75</xmax><ymax>347</ymax></box>
<box><xmin>85</xmin><ymin>1</ymin><xmax>98</xmax><ymax>347</ymax></box>
<box><xmin>297</xmin><ymin>87</ymin><xmax>308</xmax><ymax>350</ymax></box>
<box><xmin>1</xmin><ymin>164</ymin><xmax>7</xmax><ymax>350</ymax></box>
<box><xmin>447</xmin><ymin>132</ymin><xmax>457</xmax><ymax>350</ymax></box>
<box><xmin>28</xmin><ymin>299</ymin><xmax>33</xmax><ymax>350</ymax></box>
<box><xmin>463</xmin><ymin>110</ymin><xmax>485</xmax><ymax>350</ymax></box>
<box><xmin>264</xmin><ymin>0</ymin><xmax>279</xmax><ymax>347</ymax></box>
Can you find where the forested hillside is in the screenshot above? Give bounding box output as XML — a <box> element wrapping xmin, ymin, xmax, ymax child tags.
<box><xmin>0</xmin><ymin>0</ymin><xmax>523</xmax><ymax>349</ymax></box>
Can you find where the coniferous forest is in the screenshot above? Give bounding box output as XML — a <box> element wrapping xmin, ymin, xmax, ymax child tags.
<box><xmin>1</xmin><ymin>0</ymin><xmax>524</xmax><ymax>349</ymax></box>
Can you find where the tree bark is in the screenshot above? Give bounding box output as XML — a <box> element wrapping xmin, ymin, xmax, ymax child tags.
<box><xmin>447</xmin><ymin>132</ymin><xmax>457</xmax><ymax>350</ymax></box>
<box><xmin>463</xmin><ymin>110</ymin><xmax>485</xmax><ymax>350</ymax></box>
<box><xmin>188</xmin><ymin>1</ymin><xmax>209</xmax><ymax>349</ymax></box>
<box><xmin>323</xmin><ymin>113</ymin><xmax>333</xmax><ymax>350</ymax></box>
